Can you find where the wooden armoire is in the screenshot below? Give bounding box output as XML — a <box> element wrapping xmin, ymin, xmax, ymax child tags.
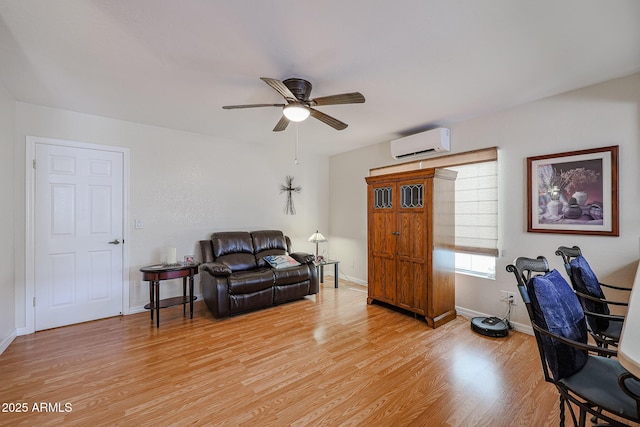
<box><xmin>365</xmin><ymin>167</ymin><xmax>457</xmax><ymax>328</ymax></box>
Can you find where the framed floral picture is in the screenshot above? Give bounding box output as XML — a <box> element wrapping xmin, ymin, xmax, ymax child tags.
<box><xmin>527</xmin><ymin>146</ymin><xmax>619</xmax><ymax>236</ymax></box>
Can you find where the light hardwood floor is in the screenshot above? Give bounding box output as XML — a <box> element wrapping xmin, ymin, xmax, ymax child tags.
<box><xmin>0</xmin><ymin>280</ymin><xmax>563</xmax><ymax>426</ymax></box>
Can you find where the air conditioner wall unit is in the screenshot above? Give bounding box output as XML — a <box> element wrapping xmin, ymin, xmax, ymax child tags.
<box><xmin>390</xmin><ymin>127</ymin><xmax>450</xmax><ymax>160</ymax></box>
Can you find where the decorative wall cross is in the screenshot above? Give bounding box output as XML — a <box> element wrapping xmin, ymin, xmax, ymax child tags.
<box><xmin>280</xmin><ymin>176</ymin><xmax>301</xmax><ymax>215</ymax></box>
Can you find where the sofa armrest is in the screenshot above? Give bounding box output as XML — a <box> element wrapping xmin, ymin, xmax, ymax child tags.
<box><xmin>290</xmin><ymin>252</ymin><xmax>315</xmax><ymax>265</ymax></box>
<box><xmin>200</xmin><ymin>262</ymin><xmax>232</xmax><ymax>277</ymax></box>
<box><xmin>200</xmin><ymin>268</ymin><xmax>230</xmax><ymax>318</ymax></box>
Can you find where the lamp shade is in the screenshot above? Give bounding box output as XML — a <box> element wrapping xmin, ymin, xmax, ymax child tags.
<box><xmin>283</xmin><ymin>103</ymin><xmax>310</xmax><ymax>122</ymax></box>
<box><xmin>308</xmin><ymin>230</ymin><xmax>327</xmax><ymax>260</ymax></box>
<box><xmin>308</xmin><ymin>231</ymin><xmax>327</xmax><ymax>243</ymax></box>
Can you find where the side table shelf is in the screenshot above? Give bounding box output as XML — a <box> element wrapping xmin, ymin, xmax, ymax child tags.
<box><xmin>143</xmin><ymin>295</ymin><xmax>197</xmax><ymax>311</ymax></box>
<box><xmin>140</xmin><ymin>263</ymin><xmax>199</xmax><ymax>327</ymax></box>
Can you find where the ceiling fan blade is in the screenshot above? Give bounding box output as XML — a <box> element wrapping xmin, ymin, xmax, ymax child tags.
<box><xmin>222</xmin><ymin>103</ymin><xmax>284</xmax><ymax>109</ymax></box>
<box><xmin>310</xmin><ymin>92</ymin><xmax>365</xmax><ymax>106</ymax></box>
<box><xmin>260</xmin><ymin>77</ymin><xmax>298</xmax><ymax>101</ymax></box>
<box><xmin>309</xmin><ymin>108</ymin><xmax>348</xmax><ymax>130</ymax></box>
<box><xmin>273</xmin><ymin>115</ymin><xmax>290</xmax><ymax>132</ymax></box>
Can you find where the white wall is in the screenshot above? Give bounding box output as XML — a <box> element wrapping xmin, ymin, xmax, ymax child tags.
<box><xmin>0</xmin><ymin>80</ymin><xmax>16</xmax><ymax>351</ymax></box>
<box><xmin>7</xmin><ymin>73</ymin><xmax>639</xmax><ymax>337</ymax></box>
<box><xmin>13</xmin><ymin>103</ymin><xmax>329</xmax><ymax>330</ymax></box>
<box><xmin>329</xmin><ymin>72</ymin><xmax>640</xmax><ymax>327</ymax></box>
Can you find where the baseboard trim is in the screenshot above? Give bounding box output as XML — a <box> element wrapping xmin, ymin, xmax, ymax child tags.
<box><xmin>0</xmin><ymin>329</ymin><xmax>17</xmax><ymax>355</ymax></box>
<box><xmin>455</xmin><ymin>305</ymin><xmax>533</xmax><ymax>336</ymax></box>
<box><xmin>330</xmin><ymin>273</ymin><xmax>367</xmax><ymax>286</ymax></box>
<box><xmin>128</xmin><ymin>305</ymin><xmax>148</xmax><ymax>315</ymax></box>
<box><xmin>16</xmin><ymin>326</ymin><xmax>32</xmax><ymax>336</ymax></box>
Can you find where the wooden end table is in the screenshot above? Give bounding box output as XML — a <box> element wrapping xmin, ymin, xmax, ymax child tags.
<box><xmin>140</xmin><ymin>263</ymin><xmax>199</xmax><ymax>327</ymax></box>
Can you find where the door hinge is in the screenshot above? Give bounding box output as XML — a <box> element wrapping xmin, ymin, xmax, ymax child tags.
<box><xmin>32</xmin><ymin>159</ymin><xmax>36</xmax><ymax>169</ymax></box>
<box><xmin>33</xmin><ymin>297</ymin><xmax>36</xmax><ymax>307</ymax></box>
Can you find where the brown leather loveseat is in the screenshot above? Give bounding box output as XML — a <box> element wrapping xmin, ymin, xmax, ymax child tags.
<box><xmin>199</xmin><ymin>230</ymin><xmax>319</xmax><ymax>318</ymax></box>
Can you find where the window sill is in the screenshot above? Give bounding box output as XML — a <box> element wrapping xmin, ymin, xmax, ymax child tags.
<box><xmin>455</xmin><ymin>269</ymin><xmax>496</xmax><ymax>280</ymax></box>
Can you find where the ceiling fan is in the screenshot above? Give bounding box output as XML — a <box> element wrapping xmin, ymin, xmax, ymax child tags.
<box><xmin>222</xmin><ymin>77</ymin><xmax>365</xmax><ymax>131</ymax></box>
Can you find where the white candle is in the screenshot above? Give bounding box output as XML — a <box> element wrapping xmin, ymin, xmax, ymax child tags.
<box><xmin>167</xmin><ymin>247</ymin><xmax>177</xmax><ymax>264</ymax></box>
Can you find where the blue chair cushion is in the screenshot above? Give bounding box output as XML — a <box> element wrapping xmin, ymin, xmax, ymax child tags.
<box><xmin>529</xmin><ymin>269</ymin><xmax>588</xmax><ymax>380</ymax></box>
<box><xmin>570</xmin><ymin>255</ymin><xmax>610</xmax><ymax>332</ymax></box>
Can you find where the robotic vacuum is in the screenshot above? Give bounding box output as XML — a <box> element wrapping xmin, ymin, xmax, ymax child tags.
<box><xmin>471</xmin><ymin>316</ymin><xmax>509</xmax><ymax>338</ymax></box>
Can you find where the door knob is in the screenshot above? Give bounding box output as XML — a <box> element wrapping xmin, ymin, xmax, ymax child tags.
<box><xmin>392</xmin><ymin>231</ymin><xmax>400</xmax><ymax>236</ymax></box>
<box><xmin>108</xmin><ymin>239</ymin><xmax>121</xmax><ymax>245</ymax></box>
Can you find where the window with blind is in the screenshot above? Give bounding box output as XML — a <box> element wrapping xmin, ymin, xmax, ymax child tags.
<box><xmin>448</xmin><ymin>160</ymin><xmax>498</xmax><ymax>257</ymax></box>
<box><xmin>369</xmin><ymin>146</ymin><xmax>499</xmax><ymax>279</ymax></box>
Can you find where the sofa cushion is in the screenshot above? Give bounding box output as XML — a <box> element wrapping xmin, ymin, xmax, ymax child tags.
<box><xmin>228</xmin><ymin>269</ymin><xmax>274</xmax><ymax>294</ymax></box>
<box><xmin>252</xmin><ymin>230</ymin><xmax>289</xmax><ymax>267</ymax></box>
<box><xmin>230</xmin><ymin>289</ymin><xmax>274</xmax><ymax>314</ymax></box>
<box><xmin>256</xmin><ymin>249</ymin><xmax>287</xmax><ymax>268</ymax></box>
<box><xmin>273</xmin><ymin>265</ymin><xmax>310</xmax><ymax>285</ymax></box>
<box><xmin>212</xmin><ymin>231</ymin><xmax>257</xmax><ymax>272</ymax></box>
<box><xmin>274</xmin><ymin>282</ymin><xmax>311</xmax><ymax>304</ymax></box>
<box><xmin>252</xmin><ymin>230</ymin><xmax>288</xmax><ymax>252</ymax></box>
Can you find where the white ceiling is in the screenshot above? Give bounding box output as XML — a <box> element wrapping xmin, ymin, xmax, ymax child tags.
<box><xmin>1</xmin><ymin>0</ymin><xmax>639</xmax><ymax>156</ymax></box>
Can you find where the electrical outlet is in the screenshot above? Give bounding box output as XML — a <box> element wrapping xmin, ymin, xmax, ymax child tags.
<box><xmin>499</xmin><ymin>290</ymin><xmax>518</xmax><ymax>306</ymax></box>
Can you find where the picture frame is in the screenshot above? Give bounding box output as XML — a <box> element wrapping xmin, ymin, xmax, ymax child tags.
<box><xmin>183</xmin><ymin>255</ymin><xmax>195</xmax><ymax>264</ymax></box>
<box><xmin>527</xmin><ymin>145</ymin><xmax>619</xmax><ymax>236</ymax></box>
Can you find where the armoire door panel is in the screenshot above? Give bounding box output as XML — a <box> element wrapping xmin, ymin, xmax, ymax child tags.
<box><xmin>371</xmin><ymin>212</ymin><xmax>395</xmax><ymax>257</ymax></box>
<box><xmin>371</xmin><ymin>256</ymin><xmax>396</xmax><ymax>303</ymax></box>
<box><xmin>396</xmin><ymin>212</ymin><xmax>427</xmax><ymax>261</ymax></box>
<box><xmin>396</xmin><ymin>259</ymin><xmax>414</xmax><ymax>309</ymax></box>
<box><xmin>368</xmin><ymin>183</ymin><xmax>397</xmax><ymax>304</ymax></box>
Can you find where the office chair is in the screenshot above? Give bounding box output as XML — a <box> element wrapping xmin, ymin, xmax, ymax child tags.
<box><xmin>506</xmin><ymin>256</ymin><xmax>640</xmax><ymax>426</ymax></box>
<box><xmin>555</xmin><ymin>246</ymin><xmax>629</xmax><ymax>348</ymax></box>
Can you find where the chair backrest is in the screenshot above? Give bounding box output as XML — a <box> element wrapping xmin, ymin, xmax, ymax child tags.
<box><xmin>555</xmin><ymin>246</ymin><xmax>610</xmax><ymax>332</ymax></box>
<box><xmin>555</xmin><ymin>245</ymin><xmax>582</xmax><ymax>277</ymax></box>
<box><xmin>506</xmin><ymin>256</ymin><xmax>550</xmax><ymax>307</ymax></box>
<box><xmin>507</xmin><ymin>256</ymin><xmax>589</xmax><ymax>381</ymax></box>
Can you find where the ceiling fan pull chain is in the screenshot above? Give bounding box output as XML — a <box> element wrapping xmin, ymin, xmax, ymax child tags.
<box><xmin>294</xmin><ymin>122</ymin><xmax>300</xmax><ymax>165</ymax></box>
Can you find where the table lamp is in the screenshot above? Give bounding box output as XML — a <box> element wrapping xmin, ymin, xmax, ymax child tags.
<box><xmin>307</xmin><ymin>230</ymin><xmax>327</xmax><ymax>261</ymax></box>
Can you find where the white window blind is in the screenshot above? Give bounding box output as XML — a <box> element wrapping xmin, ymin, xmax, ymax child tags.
<box><xmin>449</xmin><ymin>160</ymin><xmax>498</xmax><ymax>256</ymax></box>
<box><xmin>369</xmin><ymin>147</ymin><xmax>499</xmax><ymax>257</ymax></box>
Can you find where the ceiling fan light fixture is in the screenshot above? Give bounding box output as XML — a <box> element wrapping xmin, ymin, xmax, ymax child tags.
<box><xmin>223</xmin><ymin>77</ymin><xmax>363</xmax><ymax>131</ymax></box>
<box><xmin>283</xmin><ymin>103</ymin><xmax>310</xmax><ymax>122</ymax></box>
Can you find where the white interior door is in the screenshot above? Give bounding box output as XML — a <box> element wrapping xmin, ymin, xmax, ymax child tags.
<box><xmin>34</xmin><ymin>142</ymin><xmax>124</xmax><ymax>330</ymax></box>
